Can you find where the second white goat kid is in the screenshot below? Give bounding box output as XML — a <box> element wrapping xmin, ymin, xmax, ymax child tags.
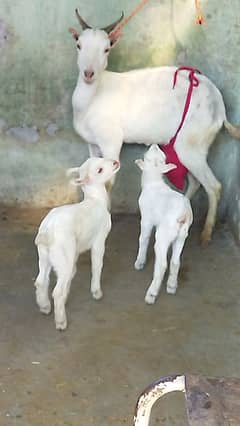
<box><xmin>34</xmin><ymin>157</ymin><xmax>120</xmax><ymax>330</ymax></box>
<box><xmin>135</xmin><ymin>145</ymin><xmax>193</xmax><ymax>304</ymax></box>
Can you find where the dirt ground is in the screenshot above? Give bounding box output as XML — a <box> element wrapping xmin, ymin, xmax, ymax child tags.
<box><xmin>0</xmin><ymin>207</ymin><xmax>240</xmax><ymax>426</ymax></box>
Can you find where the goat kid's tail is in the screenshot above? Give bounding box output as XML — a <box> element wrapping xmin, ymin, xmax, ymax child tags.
<box><xmin>35</xmin><ymin>232</ymin><xmax>50</xmax><ymax>246</ymax></box>
<box><xmin>224</xmin><ymin>119</ymin><xmax>240</xmax><ymax>139</ymax></box>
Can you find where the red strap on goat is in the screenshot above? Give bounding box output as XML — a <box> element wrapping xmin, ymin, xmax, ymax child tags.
<box><xmin>160</xmin><ymin>67</ymin><xmax>201</xmax><ymax>190</ymax></box>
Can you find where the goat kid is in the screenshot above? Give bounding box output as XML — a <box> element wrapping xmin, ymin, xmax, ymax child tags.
<box><xmin>34</xmin><ymin>157</ymin><xmax>120</xmax><ymax>330</ymax></box>
<box><xmin>135</xmin><ymin>145</ymin><xmax>193</xmax><ymax>304</ymax></box>
<box><xmin>69</xmin><ymin>10</ymin><xmax>240</xmax><ymax>245</ymax></box>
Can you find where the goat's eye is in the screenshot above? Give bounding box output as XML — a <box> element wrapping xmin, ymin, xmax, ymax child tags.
<box><xmin>104</xmin><ymin>48</ymin><xmax>110</xmax><ymax>54</ymax></box>
<box><xmin>77</xmin><ymin>44</ymin><xmax>81</xmax><ymax>50</ymax></box>
<box><xmin>97</xmin><ymin>167</ymin><xmax>103</xmax><ymax>174</ymax></box>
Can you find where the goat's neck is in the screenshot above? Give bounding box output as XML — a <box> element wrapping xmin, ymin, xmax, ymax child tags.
<box><xmin>83</xmin><ymin>184</ymin><xmax>109</xmax><ymax>208</ymax></box>
<box><xmin>73</xmin><ymin>73</ymin><xmax>102</xmax><ymax>113</ymax></box>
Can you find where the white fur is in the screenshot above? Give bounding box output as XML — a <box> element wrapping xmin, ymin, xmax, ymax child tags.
<box><xmin>70</xmin><ymin>25</ymin><xmax>240</xmax><ymax>244</ymax></box>
<box><xmin>34</xmin><ymin>157</ymin><xmax>120</xmax><ymax>330</ymax></box>
<box><xmin>135</xmin><ymin>145</ymin><xmax>193</xmax><ymax>303</ymax></box>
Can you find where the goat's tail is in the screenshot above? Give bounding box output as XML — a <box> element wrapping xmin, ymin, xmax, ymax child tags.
<box><xmin>224</xmin><ymin>119</ymin><xmax>240</xmax><ymax>140</ymax></box>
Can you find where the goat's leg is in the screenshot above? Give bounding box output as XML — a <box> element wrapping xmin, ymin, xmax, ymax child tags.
<box><xmin>90</xmin><ymin>236</ymin><xmax>107</xmax><ymax>300</ymax></box>
<box><xmin>135</xmin><ymin>219</ymin><xmax>153</xmax><ymax>270</ymax></box>
<box><xmin>88</xmin><ymin>143</ymin><xmax>103</xmax><ymax>158</ymax></box>
<box><xmin>166</xmin><ymin>230</ymin><xmax>188</xmax><ymax>295</ymax></box>
<box><xmin>190</xmin><ymin>163</ymin><xmax>221</xmax><ymax>245</ymax></box>
<box><xmin>99</xmin><ymin>138</ymin><xmax>123</xmax><ymax>192</ymax></box>
<box><xmin>185</xmin><ymin>173</ymin><xmax>200</xmax><ymax>199</ymax></box>
<box><xmin>51</xmin><ymin>245</ymin><xmax>76</xmax><ymax>330</ymax></box>
<box><xmin>145</xmin><ymin>229</ymin><xmax>170</xmax><ymax>304</ymax></box>
<box><xmin>35</xmin><ymin>245</ymin><xmax>52</xmax><ymax>314</ymax></box>
<box><xmin>177</xmin><ymin>142</ymin><xmax>221</xmax><ymax>245</ymax></box>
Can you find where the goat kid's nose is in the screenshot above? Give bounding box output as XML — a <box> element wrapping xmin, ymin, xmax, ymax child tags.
<box><xmin>113</xmin><ymin>160</ymin><xmax>120</xmax><ymax>169</ymax></box>
<box><xmin>84</xmin><ymin>69</ymin><xmax>95</xmax><ymax>79</ymax></box>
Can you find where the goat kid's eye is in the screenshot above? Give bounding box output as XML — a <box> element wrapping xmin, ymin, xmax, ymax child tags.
<box><xmin>77</xmin><ymin>44</ymin><xmax>81</xmax><ymax>50</ymax></box>
<box><xmin>97</xmin><ymin>167</ymin><xmax>103</xmax><ymax>174</ymax></box>
<box><xmin>104</xmin><ymin>48</ymin><xmax>110</xmax><ymax>54</ymax></box>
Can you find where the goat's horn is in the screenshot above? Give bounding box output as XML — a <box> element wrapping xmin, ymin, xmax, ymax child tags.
<box><xmin>101</xmin><ymin>12</ymin><xmax>124</xmax><ymax>34</ymax></box>
<box><xmin>75</xmin><ymin>9</ymin><xmax>92</xmax><ymax>30</ymax></box>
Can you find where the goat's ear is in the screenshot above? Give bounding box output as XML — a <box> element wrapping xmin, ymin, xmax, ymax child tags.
<box><xmin>135</xmin><ymin>159</ymin><xmax>144</xmax><ymax>170</ymax></box>
<box><xmin>161</xmin><ymin>163</ymin><xmax>177</xmax><ymax>174</ymax></box>
<box><xmin>108</xmin><ymin>27</ymin><xmax>122</xmax><ymax>48</ymax></box>
<box><xmin>68</xmin><ymin>27</ymin><xmax>80</xmax><ymax>41</ymax></box>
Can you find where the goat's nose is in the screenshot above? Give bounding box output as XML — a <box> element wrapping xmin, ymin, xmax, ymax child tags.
<box><xmin>84</xmin><ymin>69</ymin><xmax>95</xmax><ymax>79</ymax></box>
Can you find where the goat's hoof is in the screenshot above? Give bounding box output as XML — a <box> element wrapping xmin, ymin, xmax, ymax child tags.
<box><xmin>200</xmin><ymin>230</ymin><xmax>211</xmax><ymax>247</ymax></box>
<box><xmin>145</xmin><ymin>293</ymin><xmax>156</xmax><ymax>305</ymax></box>
<box><xmin>55</xmin><ymin>319</ymin><xmax>67</xmax><ymax>331</ymax></box>
<box><xmin>39</xmin><ymin>303</ymin><xmax>51</xmax><ymax>315</ymax></box>
<box><xmin>92</xmin><ymin>289</ymin><xmax>103</xmax><ymax>300</ymax></box>
<box><xmin>134</xmin><ymin>260</ymin><xmax>145</xmax><ymax>270</ymax></box>
<box><xmin>167</xmin><ymin>285</ymin><xmax>177</xmax><ymax>295</ymax></box>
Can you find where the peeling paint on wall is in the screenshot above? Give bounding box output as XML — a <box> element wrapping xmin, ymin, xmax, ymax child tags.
<box><xmin>0</xmin><ymin>18</ymin><xmax>8</xmax><ymax>49</ymax></box>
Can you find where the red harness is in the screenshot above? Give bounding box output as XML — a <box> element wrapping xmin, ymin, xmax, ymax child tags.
<box><xmin>160</xmin><ymin>66</ymin><xmax>201</xmax><ymax>190</ymax></box>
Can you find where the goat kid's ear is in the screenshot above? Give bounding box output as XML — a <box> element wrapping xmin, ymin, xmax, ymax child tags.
<box><xmin>108</xmin><ymin>27</ymin><xmax>122</xmax><ymax>47</ymax></box>
<box><xmin>70</xmin><ymin>175</ymin><xmax>90</xmax><ymax>186</ymax></box>
<box><xmin>66</xmin><ymin>167</ymin><xmax>79</xmax><ymax>177</ymax></box>
<box><xmin>68</xmin><ymin>27</ymin><xmax>80</xmax><ymax>41</ymax></box>
<box><xmin>66</xmin><ymin>167</ymin><xmax>90</xmax><ymax>186</ymax></box>
<box><xmin>161</xmin><ymin>163</ymin><xmax>177</xmax><ymax>174</ymax></box>
<box><xmin>135</xmin><ymin>159</ymin><xmax>144</xmax><ymax>170</ymax></box>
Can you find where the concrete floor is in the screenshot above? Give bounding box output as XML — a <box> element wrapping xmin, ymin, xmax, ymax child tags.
<box><xmin>0</xmin><ymin>208</ymin><xmax>240</xmax><ymax>426</ymax></box>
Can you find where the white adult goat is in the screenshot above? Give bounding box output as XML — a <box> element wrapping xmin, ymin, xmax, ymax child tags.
<box><xmin>135</xmin><ymin>145</ymin><xmax>193</xmax><ymax>303</ymax></box>
<box><xmin>34</xmin><ymin>157</ymin><xmax>120</xmax><ymax>330</ymax></box>
<box><xmin>70</xmin><ymin>10</ymin><xmax>240</xmax><ymax>245</ymax></box>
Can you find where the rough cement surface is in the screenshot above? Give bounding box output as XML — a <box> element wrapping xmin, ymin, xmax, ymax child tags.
<box><xmin>0</xmin><ymin>209</ymin><xmax>240</xmax><ymax>425</ymax></box>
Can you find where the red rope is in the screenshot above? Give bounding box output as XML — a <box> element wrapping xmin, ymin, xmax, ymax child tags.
<box><xmin>160</xmin><ymin>67</ymin><xmax>201</xmax><ymax>190</ymax></box>
<box><xmin>169</xmin><ymin>67</ymin><xmax>201</xmax><ymax>146</ymax></box>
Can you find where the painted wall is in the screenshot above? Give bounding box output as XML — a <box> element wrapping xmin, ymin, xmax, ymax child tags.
<box><xmin>0</xmin><ymin>0</ymin><xmax>240</xmax><ymax>239</ymax></box>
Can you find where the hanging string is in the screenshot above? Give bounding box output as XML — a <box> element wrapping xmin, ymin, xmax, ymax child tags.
<box><xmin>195</xmin><ymin>0</ymin><xmax>205</xmax><ymax>25</ymax></box>
<box><xmin>110</xmin><ymin>0</ymin><xmax>205</xmax><ymax>39</ymax></box>
<box><xmin>109</xmin><ymin>0</ymin><xmax>151</xmax><ymax>38</ymax></box>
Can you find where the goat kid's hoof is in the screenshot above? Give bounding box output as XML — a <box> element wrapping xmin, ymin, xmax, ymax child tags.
<box><xmin>134</xmin><ymin>260</ymin><xmax>145</xmax><ymax>270</ymax></box>
<box><xmin>145</xmin><ymin>293</ymin><xmax>156</xmax><ymax>305</ymax></box>
<box><xmin>55</xmin><ymin>319</ymin><xmax>67</xmax><ymax>331</ymax></box>
<box><xmin>92</xmin><ymin>289</ymin><xmax>103</xmax><ymax>300</ymax></box>
<box><xmin>167</xmin><ymin>285</ymin><xmax>177</xmax><ymax>295</ymax></box>
<box><xmin>39</xmin><ymin>303</ymin><xmax>51</xmax><ymax>315</ymax></box>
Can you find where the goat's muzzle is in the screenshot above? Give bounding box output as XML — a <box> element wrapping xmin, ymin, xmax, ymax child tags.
<box><xmin>83</xmin><ymin>69</ymin><xmax>95</xmax><ymax>84</ymax></box>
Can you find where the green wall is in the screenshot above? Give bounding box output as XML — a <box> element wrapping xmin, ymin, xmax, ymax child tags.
<box><xmin>0</xmin><ymin>0</ymin><xmax>240</xmax><ymax>240</ymax></box>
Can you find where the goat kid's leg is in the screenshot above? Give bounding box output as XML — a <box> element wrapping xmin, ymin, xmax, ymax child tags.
<box><xmin>135</xmin><ymin>220</ymin><xmax>153</xmax><ymax>270</ymax></box>
<box><xmin>51</xmin><ymin>246</ymin><xmax>76</xmax><ymax>330</ymax></box>
<box><xmin>145</xmin><ymin>229</ymin><xmax>170</xmax><ymax>304</ymax></box>
<box><xmin>166</xmin><ymin>231</ymin><xmax>188</xmax><ymax>295</ymax></box>
<box><xmin>90</xmin><ymin>237</ymin><xmax>107</xmax><ymax>300</ymax></box>
<box><xmin>35</xmin><ymin>245</ymin><xmax>52</xmax><ymax>314</ymax></box>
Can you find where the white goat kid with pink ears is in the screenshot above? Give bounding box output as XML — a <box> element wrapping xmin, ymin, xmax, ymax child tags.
<box><xmin>34</xmin><ymin>157</ymin><xmax>120</xmax><ymax>330</ymax></box>
<box><xmin>135</xmin><ymin>145</ymin><xmax>193</xmax><ymax>304</ymax></box>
